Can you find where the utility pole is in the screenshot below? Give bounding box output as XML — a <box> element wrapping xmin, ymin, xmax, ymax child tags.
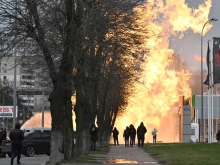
<box><xmin>13</xmin><ymin>46</ymin><xmax>17</xmax><ymax>127</ymax></box>
<box><xmin>13</xmin><ymin>0</ymin><xmax>18</xmax><ymax>128</ymax></box>
<box><xmin>2</xmin><ymin>89</ymin><xmax>5</xmax><ymax>129</ymax></box>
<box><xmin>28</xmin><ymin>98</ymin><xmax>29</xmax><ymax>119</ymax></box>
<box><xmin>42</xmin><ymin>88</ymin><xmax>45</xmax><ymax>127</ymax></box>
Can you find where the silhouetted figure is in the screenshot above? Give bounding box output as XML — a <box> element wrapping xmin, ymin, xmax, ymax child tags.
<box><xmin>9</xmin><ymin>123</ymin><xmax>24</xmax><ymax>165</ymax></box>
<box><xmin>0</xmin><ymin>127</ymin><xmax>7</xmax><ymax>157</ymax></box>
<box><xmin>0</xmin><ymin>127</ymin><xmax>7</xmax><ymax>144</ymax></box>
<box><xmin>89</xmin><ymin>124</ymin><xmax>98</xmax><ymax>151</ymax></box>
<box><xmin>151</xmin><ymin>128</ymin><xmax>158</xmax><ymax>143</ymax></box>
<box><xmin>129</xmin><ymin>124</ymin><xmax>136</xmax><ymax>147</ymax></box>
<box><xmin>112</xmin><ymin>127</ymin><xmax>119</xmax><ymax>145</ymax></box>
<box><xmin>123</xmin><ymin>126</ymin><xmax>130</xmax><ymax>147</ymax></box>
<box><xmin>216</xmin><ymin>130</ymin><xmax>220</xmax><ymax>143</ymax></box>
<box><xmin>137</xmin><ymin>122</ymin><xmax>147</xmax><ymax>147</ymax></box>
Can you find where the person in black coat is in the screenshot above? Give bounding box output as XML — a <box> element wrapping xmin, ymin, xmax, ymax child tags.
<box><xmin>129</xmin><ymin>124</ymin><xmax>136</xmax><ymax>147</ymax></box>
<box><xmin>89</xmin><ymin>124</ymin><xmax>98</xmax><ymax>151</ymax></box>
<box><xmin>112</xmin><ymin>127</ymin><xmax>119</xmax><ymax>145</ymax></box>
<box><xmin>0</xmin><ymin>127</ymin><xmax>7</xmax><ymax>157</ymax></box>
<box><xmin>137</xmin><ymin>122</ymin><xmax>147</xmax><ymax>147</ymax></box>
<box><xmin>123</xmin><ymin>126</ymin><xmax>130</xmax><ymax>147</ymax></box>
<box><xmin>9</xmin><ymin>123</ymin><xmax>24</xmax><ymax>165</ymax></box>
<box><xmin>216</xmin><ymin>130</ymin><xmax>220</xmax><ymax>143</ymax></box>
<box><xmin>0</xmin><ymin>128</ymin><xmax>7</xmax><ymax>144</ymax></box>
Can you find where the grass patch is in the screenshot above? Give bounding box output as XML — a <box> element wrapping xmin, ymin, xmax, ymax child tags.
<box><xmin>63</xmin><ymin>145</ymin><xmax>110</xmax><ymax>164</ymax></box>
<box><xmin>144</xmin><ymin>143</ymin><xmax>220</xmax><ymax>165</ymax></box>
<box><xmin>88</xmin><ymin>144</ymin><xmax>110</xmax><ymax>155</ymax></box>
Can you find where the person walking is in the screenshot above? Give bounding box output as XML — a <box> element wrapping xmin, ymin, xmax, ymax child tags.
<box><xmin>129</xmin><ymin>124</ymin><xmax>136</xmax><ymax>147</ymax></box>
<box><xmin>0</xmin><ymin>127</ymin><xmax>7</xmax><ymax>144</ymax></box>
<box><xmin>151</xmin><ymin>128</ymin><xmax>158</xmax><ymax>143</ymax></box>
<box><xmin>137</xmin><ymin>122</ymin><xmax>147</xmax><ymax>147</ymax></box>
<box><xmin>112</xmin><ymin>127</ymin><xmax>119</xmax><ymax>145</ymax></box>
<box><xmin>0</xmin><ymin>127</ymin><xmax>7</xmax><ymax>158</ymax></box>
<box><xmin>123</xmin><ymin>126</ymin><xmax>130</xmax><ymax>147</ymax></box>
<box><xmin>216</xmin><ymin>130</ymin><xmax>220</xmax><ymax>143</ymax></box>
<box><xmin>9</xmin><ymin>123</ymin><xmax>24</xmax><ymax>165</ymax></box>
<box><xmin>89</xmin><ymin>124</ymin><xmax>98</xmax><ymax>151</ymax></box>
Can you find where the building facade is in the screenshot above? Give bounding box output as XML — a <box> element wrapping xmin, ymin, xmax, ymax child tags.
<box><xmin>0</xmin><ymin>56</ymin><xmax>50</xmax><ymax>120</ymax></box>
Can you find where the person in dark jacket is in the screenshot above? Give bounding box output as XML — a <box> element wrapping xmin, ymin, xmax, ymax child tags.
<box><xmin>0</xmin><ymin>127</ymin><xmax>7</xmax><ymax>144</ymax></box>
<box><xmin>89</xmin><ymin>124</ymin><xmax>98</xmax><ymax>151</ymax></box>
<box><xmin>0</xmin><ymin>127</ymin><xmax>7</xmax><ymax>157</ymax></box>
<box><xmin>129</xmin><ymin>124</ymin><xmax>136</xmax><ymax>147</ymax></box>
<box><xmin>123</xmin><ymin>126</ymin><xmax>130</xmax><ymax>147</ymax></box>
<box><xmin>112</xmin><ymin>127</ymin><xmax>119</xmax><ymax>145</ymax></box>
<box><xmin>216</xmin><ymin>130</ymin><xmax>220</xmax><ymax>143</ymax></box>
<box><xmin>137</xmin><ymin>122</ymin><xmax>147</xmax><ymax>147</ymax></box>
<box><xmin>9</xmin><ymin>123</ymin><xmax>24</xmax><ymax>165</ymax></box>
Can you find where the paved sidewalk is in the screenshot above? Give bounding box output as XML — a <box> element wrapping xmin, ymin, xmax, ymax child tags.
<box><xmin>60</xmin><ymin>144</ymin><xmax>161</xmax><ymax>165</ymax></box>
<box><xmin>104</xmin><ymin>145</ymin><xmax>161</xmax><ymax>165</ymax></box>
<box><xmin>0</xmin><ymin>155</ymin><xmax>49</xmax><ymax>165</ymax></box>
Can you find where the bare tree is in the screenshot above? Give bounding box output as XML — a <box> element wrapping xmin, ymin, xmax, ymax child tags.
<box><xmin>0</xmin><ymin>0</ymin><xmax>76</xmax><ymax>164</ymax></box>
<box><xmin>73</xmin><ymin>0</ymin><xmax>149</xmax><ymax>152</ymax></box>
<box><xmin>0</xmin><ymin>0</ymin><xmax>152</xmax><ymax>163</ymax></box>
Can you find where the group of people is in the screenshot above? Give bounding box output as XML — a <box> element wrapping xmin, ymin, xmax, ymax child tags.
<box><xmin>112</xmin><ymin>122</ymin><xmax>158</xmax><ymax>147</ymax></box>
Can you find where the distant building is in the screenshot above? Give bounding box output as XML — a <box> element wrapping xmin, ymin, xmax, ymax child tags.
<box><xmin>0</xmin><ymin>56</ymin><xmax>50</xmax><ymax>119</ymax></box>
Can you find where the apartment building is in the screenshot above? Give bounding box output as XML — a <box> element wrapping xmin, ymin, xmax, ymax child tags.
<box><xmin>0</xmin><ymin>56</ymin><xmax>50</xmax><ymax>119</ymax></box>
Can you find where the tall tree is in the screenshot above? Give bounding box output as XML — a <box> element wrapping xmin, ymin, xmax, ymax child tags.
<box><xmin>0</xmin><ymin>0</ymin><xmax>75</xmax><ymax>164</ymax></box>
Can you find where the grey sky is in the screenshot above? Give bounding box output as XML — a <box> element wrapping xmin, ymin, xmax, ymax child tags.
<box><xmin>169</xmin><ymin>0</ymin><xmax>220</xmax><ymax>72</ymax></box>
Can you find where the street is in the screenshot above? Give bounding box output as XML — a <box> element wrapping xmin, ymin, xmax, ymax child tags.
<box><xmin>0</xmin><ymin>154</ymin><xmax>49</xmax><ymax>165</ymax></box>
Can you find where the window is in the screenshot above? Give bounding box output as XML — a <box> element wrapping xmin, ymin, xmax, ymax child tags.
<box><xmin>3</xmin><ymin>76</ymin><xmax>6</xmax><ymax>81</ymax></box>
<box><xmin>26</xmin><ymin>133</ymin><xmax>42</xmax><ymax>140</ymax></box>
<box><xmin>191</xmin><ymin>129</ymin><xmax>195</xmax><ymax>135</ymax></box>
<box><xmin>3</xmin><ymin>69</ymin><xmax>7</xmax><ymax>73</ymax></box>
<box><xmin>34</xmin><ymin>130</ymin><xmax>41</xmax><ymax>133</ymax></box>
<box><xmin>43</xmin><ymin>130</ymin><xmax>51</xmax><ymax>134</ymax></box>
<box><xmin>42</xmin><ymin>132</ymin><xmax>51</xmax><ymax>139</ymax></box>
<box><xmin>4</xmin><ymin>64</ymin><xmax>7</xmax><ymax>67</ymax></box>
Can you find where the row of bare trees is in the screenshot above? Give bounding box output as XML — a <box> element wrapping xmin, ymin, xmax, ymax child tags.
<box><xmin>0</xmin><ymin>0</ymin><xmax>150</xmax><ymax>164</ymax></box>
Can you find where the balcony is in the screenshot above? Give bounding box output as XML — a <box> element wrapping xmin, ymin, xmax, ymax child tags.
<box><xmin>19</xmin><ymin>96</ymin><xmax>34</xmax><ymax>101</ymax></box>
<box><xmin>21</xmin><ymin>85</ymin><xmax>35</xmax><ymax>88</ymax></box>
<box><xmin>21</xmin><ymin>102</ymin><xmax>34</xmax><ymax>106</ymax></box>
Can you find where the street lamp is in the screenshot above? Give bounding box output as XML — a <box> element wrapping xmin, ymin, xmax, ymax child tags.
<box><xmin>201</xmin><ymin>18</ymin><xmax>218</xmax><ymax>142</ymax></box>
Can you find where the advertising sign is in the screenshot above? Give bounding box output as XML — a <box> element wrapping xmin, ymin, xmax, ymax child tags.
<box><xmin>0</xmin><ymin>106</ymin><xmax>18</xmax><ymax>118</ymax></box>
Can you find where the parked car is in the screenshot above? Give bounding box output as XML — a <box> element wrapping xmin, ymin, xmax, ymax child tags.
<box><xmin>1</xmin><ymin>132</ymin><xmax>51</xmax><ymax>157</ymax></box>
<box><xmin>21</xmin><ymin>127</ymin><xmax>51</xmax><ymax>137</ymax></box>
<box><xmin>1</xmin><ymin>138</ymin><xmax>12</xmax><ymax>157</ymax></box>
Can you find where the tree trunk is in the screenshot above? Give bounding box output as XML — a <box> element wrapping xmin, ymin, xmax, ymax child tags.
<box><xmin>98</xmin><ymin>127</ymin><xmax>104</xmax><ymax>147</ymax></box>
<box><xmin>74</xmin><ymin>68</ymin><xmax>88</xmax><ymax>156</ymax></box>
<box><xmin>63</xmin><ymin>99</ymin><xmax>73</xmax><ymax>160</ymax></box>
<box><xmin>49</xmin><ymin>87</ymin><xmax>64</xmax><ymax>165</ymax></box>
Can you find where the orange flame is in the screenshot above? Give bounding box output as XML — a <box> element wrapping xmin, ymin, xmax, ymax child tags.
<box><xmin>115</xmin><ymin>0</ymin><xmax>212</xmax><ymax>143</ymax></box>
<box><xmin>21</xmin><ymin>111</ymin><xmax>52</xmax><ymax>128</ymax></box>
<box><xmin>194</xmin><ymin>54</ymin><xmax>206</xmax><ymax>62</ymax></box>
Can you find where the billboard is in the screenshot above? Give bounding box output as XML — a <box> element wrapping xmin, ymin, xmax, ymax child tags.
<box><xmin>0</xmin><ymin>106</ymin><xmax>18</xmax><ymax>118</ymax></box>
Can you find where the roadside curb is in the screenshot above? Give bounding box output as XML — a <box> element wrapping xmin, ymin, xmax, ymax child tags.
<box><xmin>41</xmin><ymin>162</ymin><xmax>46</xmax><ymax>165</ymax></box>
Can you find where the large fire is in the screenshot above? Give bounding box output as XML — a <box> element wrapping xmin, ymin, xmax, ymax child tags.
<box><xmin>22</xmin><ymin>0</ymin><xmax>212</xmax><ymax>144</ymax></box>
<box><xmin>114</xmin><ymin>0</ymin><xmax>212</xmax><ymax>143</ymax></box>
